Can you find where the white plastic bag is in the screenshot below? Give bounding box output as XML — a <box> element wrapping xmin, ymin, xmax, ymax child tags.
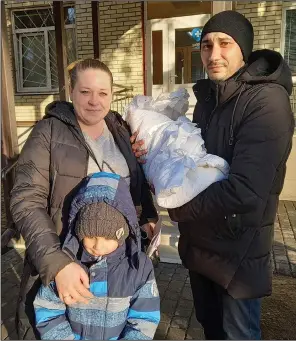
<box><xmin>124</xmin><ymin>89</ymin><xmax>229</xmax><ymax>208</ymax></box>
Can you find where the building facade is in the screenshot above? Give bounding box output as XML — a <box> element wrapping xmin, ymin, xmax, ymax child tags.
<box><xmin>4</xmin><ymin>0</ymin><xmax>296</xmax><ymax>201</ymax></box>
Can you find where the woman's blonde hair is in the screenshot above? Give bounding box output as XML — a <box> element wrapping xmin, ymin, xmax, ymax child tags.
<box><xmin>67</xmin><ymin>59</ymin><xmax>113</xmax><ymax>89</ymax></box>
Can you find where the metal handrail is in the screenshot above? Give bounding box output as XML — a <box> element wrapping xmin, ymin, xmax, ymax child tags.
<box><xmin>112</xmin><ymin>94</ymin><xmax>134</xmax><ymax>103</ymax></box>
<box><xmin>1</xmin><ymin>159</ymin><xmax>18</xmax><ymax>180</ymax></box>
<box><xmin>113</xmin><ymin>83</ymin><xmax>133</xmax><ymax>91</ymax></box>
<box><xmin>17</xmin><ymin>124</ymin><xmax>36</xmax><ymax>140</ymax></box>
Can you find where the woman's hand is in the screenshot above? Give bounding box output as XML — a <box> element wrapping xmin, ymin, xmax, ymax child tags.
<box><xmin>130</xmin><ymin>130</ymin><xmax>147</xmax><ymax>163</ymax></box>
<box><xmin>142</xmin><ymin>222</ymin><xmax>157</xmax><ymax>240</ymax></box>
<box><xmin>55</xmin><ymin>262</ymin><xmax>94</xmax><ymax>305</ymax></box>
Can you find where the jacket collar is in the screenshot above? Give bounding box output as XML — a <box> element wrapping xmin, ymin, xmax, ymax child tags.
<box><xmin>193</xmin><ymin>66</ymin><xmax>247</xmax><ymax>107</ymax></box>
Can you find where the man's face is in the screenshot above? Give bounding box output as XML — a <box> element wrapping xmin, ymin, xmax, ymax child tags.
<box><xmin>201</xmin><ymin>32</ymin><xmax>245</xmax><ymax>81</ymax></box>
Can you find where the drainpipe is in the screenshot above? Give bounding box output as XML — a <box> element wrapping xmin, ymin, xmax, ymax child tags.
<box><xmin>141</xmin><ymin>1</ymin><xmax>147</xmax><ymax>95</ymax></box>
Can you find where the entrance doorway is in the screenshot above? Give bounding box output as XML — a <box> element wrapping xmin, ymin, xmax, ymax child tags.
<box><xmin>147</xmin><ymin>14</ymin><xmax>210</xmax><ymax>119</ymax></box>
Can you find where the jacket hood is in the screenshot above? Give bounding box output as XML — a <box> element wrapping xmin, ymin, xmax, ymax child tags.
<box><xmin>239</xmin><ymin>49</ymin><xmax>293</xmax><ymax>95</ymax></box>
<box><xmin>62</xmin><ymin>172</ymin><xmax>141</xmax><ymax>264</ymax></box>
<box><xmin>45</xmin><ymin>101</ymin><xmax>78</xmax><ymax>127</ymax></box>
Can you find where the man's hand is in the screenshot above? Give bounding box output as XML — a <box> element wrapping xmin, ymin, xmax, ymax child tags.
<box><xmin>142</xmin><ymin>222</ymin><xmax>157</xmax><ymax>240</ymax></box>
<box><xmin>130</xmin><ymin>130</ymin><xmax>147</xmax><ymax>163</ymax></box>
<box><xmin>55</xmin><ymin>262</ymin><xmax>94</xmax><ymax>305</ymax></box>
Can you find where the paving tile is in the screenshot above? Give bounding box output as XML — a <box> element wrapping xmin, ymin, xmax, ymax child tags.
<box><xmin>167</xmin><ymin>280</ymin><xmax>184</xmax><ymax>293</ymax></box>
<box><xmin>172</xmin><ymin>273</ymin><xmax>188</xmax><ymax>281</ymax></box>
<box><xmin>290</xmin><ymin>263</ymin><xmax>296</xmax><ymax>277</ymax></box>
<box><xmin>274</xmin><ymin>255</ymin><xmax>289</xmax><ymax>263</ymax></box>
<box><xmin>1</xmin><ymin>251</ymin><xmax>24</xmax><ymax>275</ymax></box>
<box><xmin>171</xmin><ymin>316</ymin><xmax>189</xmax><ymax>329</ymax></box>
<box><xmin>1</xmin><ymin>301</ymin><xmax>17</xmax><ymax>322</ymax></box>
<box><xmin>273</xmin><ymin>247</ymin><xmax>287</xmax><ymax>256</ymax></box>
<box><xmin>178</xmin><ymin>299</ymin><xmax>194</xmax><ymax>310</ymax></box>
<box><xmin>4</xmin><ymin>329</ymin><xmax>18</xmax><ymax>340</ymax></box>
<box><xmin>175</xmin><ymin>306</ymin><xmax>192</xmax><ymax>318</ymax></box>
<box><xmin>158</xmin><ymin>273</ymin><xmax>173</xmax><ymax>282</ymax></box>
<box><xmin>287</xmin><ymin>250</ymin><xmax>296</xmax><ymax>262</ymax></box>
<box><xmin>160</xmin><ymin>299</ymin><xmax>178</xmax><ymax>316</ymax></box>
<box><xmin>189</xmin><ymin>313</ymin><xmax>203</xmax><ymax>329</ymax></box>
<box><xmin>1</xmin><ymin>281</ymin><xmax>19</xmax><ymax>297</ymax></box>
<box><xmin>163</xmin><ymin>290</ymin><xmax>180</xmax><ymax>301</ymax></box>
<box><xmin>166</xmin><ymin>327</ymin><xmax>186</xmax><ymax>340</ymax></box>
<box><xmin>175</xmin><ymin>268</ymin><xmax>188</xmax><ymax>275</ymax></box>
<box><xmin>154</xmin><ymin>322</ymin><xmax>169</xmax><ymax>340</ymax></box>
<box><xmin>1</xmin><ymin>316</ymin><xmax>15</xmax><ymax>340</ymax></box>
<box><xmin>181</xmin><ymin>287</ymin><xmax>193</xmax><ymax>300</ymax></box>
<box><xmin>186</xmin><ymin>327</ymin><xmax>205</xmax><ymax>340</ymax></box>
<box><xmin>275</xmin><ymin>262</ymin><xmax>292</xmax><ymax>276</ymax></box>
<box><xmin>160</xmin><ymin>312</ymin><xmax>172</xmax><ymax>324</ymax></box>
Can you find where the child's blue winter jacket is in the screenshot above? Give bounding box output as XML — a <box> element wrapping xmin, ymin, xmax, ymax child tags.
<box><xmin>33</xmin><ymin>172</ymin><xmax>160</xmax><ymax>340</ymax></box>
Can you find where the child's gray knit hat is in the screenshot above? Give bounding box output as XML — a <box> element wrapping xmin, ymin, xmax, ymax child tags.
<box><xmin>75</xmin><ymin>202</ymin><xmax>129</xmax><ymax>245</ymax></box>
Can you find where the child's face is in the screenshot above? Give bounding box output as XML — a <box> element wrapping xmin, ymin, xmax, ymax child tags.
<box><xmin>83</xmin><ymin>236</ymin><xmax>119</xmax><ymax>257</ymax></box>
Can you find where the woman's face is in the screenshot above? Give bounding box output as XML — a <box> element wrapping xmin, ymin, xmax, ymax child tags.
<box><xmin>70</xmin><ymin>68</ymin><xmax>112</xmax><ymax>127</ymax></box>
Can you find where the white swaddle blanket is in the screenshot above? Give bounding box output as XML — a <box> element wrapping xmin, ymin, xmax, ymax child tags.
<box><xmin>124</xmin><ymin>89</ymin><xmax>229</xmax><ymax>209</ymax></box>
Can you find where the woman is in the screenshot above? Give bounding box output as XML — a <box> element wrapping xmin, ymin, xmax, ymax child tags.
<box><xmin>10</xmin><ymin>59</ymin><xmax>158</xmax><ymax>340</ymax></box>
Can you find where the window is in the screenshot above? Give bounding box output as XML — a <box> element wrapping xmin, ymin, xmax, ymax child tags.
<box><xmin>175</xmin><ymin>29</ymin><xmax>205</xmax><ymax>84</ymax></box>
<box><xmin>12</xmin><ymin>6</ymin><xmax>76</xmax><ymax>93</ymax></box>
<box><xmin>282</xmin><ymin>8</ymin><xmax>296</xmax><ymax>80</ymax></box>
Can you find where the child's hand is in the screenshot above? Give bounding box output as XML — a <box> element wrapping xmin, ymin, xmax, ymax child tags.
<box><xmin>55</xmin><ymin>262</ymin><xmax>94</xmax><ymax>305</ymax></box>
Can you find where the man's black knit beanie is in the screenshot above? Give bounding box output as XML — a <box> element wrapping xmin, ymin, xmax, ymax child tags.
<box><xmin>200</xmin><ymin>10</ymin><xmax>254</xmax><ymax>62</ymax></box>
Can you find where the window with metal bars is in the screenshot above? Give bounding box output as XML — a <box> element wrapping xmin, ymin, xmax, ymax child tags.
<box><xmin>12</xmin><ymin>5</ymin><xmax>77</xmax><ymax>93</ymax></box>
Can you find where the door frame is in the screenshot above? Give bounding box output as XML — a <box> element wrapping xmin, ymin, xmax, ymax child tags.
<box><xmin>146</xmin><ymin>14</ymin><xmax>210</xmax><ymax>96</ymax></box>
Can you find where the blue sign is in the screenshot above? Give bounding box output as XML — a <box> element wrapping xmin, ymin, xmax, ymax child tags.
<box><xmin>190</xmin><ymin>28</ymin><xmax>202</xmax><ymax>43</ymax></box>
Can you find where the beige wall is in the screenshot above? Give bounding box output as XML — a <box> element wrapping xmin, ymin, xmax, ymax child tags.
<box><xmin>235</xmin><ymin>1</ymin><xmax>282</xmax><ymax>51</ymax></box>
<box><xmin>76</xmin><ymin>2</ymin><xmax>94</xmax><ymax>60</ymax></box>
<box><xmin>99</xmin><ymin>1</ymin><xmax>144</xmax><ymax>95</ymax></box>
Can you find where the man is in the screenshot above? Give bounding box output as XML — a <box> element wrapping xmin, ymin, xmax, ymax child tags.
<box><xmin>132</xmin><ymin>10</ymin><xmax>294</xmax><ymax>340</ymax></box>
<box><xmin>167</xmin><ymin>10</ymin><xmax>294</xmax><ymax>340</ymax></box>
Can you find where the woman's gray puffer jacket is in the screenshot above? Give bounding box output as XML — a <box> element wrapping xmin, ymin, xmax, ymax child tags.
<box><xmin>10</xmin><ymin>101</ymin><xmax>158</xmax><ymax>339</ymax></box>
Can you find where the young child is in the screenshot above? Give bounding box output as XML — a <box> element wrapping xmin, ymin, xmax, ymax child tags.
<box><xmin>33</xmin><ymin>172</ymin><xmax>160</xmax><ymax>340</ymax></box>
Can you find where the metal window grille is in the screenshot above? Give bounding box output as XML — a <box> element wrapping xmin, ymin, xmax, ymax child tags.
<box><xmin>12</xmin><ymin>4</ymin><xmax>77</xmax><ymax>94</ymax></box>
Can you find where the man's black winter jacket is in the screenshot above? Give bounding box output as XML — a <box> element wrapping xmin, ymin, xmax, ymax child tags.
<box><xmin>169</xmin><ymin>49</ymin><xmax>295</xmax><ymax>299</ymax></box>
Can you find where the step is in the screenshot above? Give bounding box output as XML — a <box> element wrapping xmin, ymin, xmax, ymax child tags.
<box><xmin>155</xmin><ymin>206</ymin><xmax>181</xmax><ymax>263</ymax></box>
<box><xmin>158</xmin><ymin>244</ymin><xmax>182</xmax><ymax>264</ymax></box>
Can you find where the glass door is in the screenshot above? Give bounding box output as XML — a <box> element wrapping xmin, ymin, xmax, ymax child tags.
<box><xmin>147</xmin><ymin>14</ymin><xmax>210</xmax><ymax>119</ymax></box>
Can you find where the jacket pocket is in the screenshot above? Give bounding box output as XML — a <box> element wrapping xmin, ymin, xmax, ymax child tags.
<box><xmin>217</xmin><ymin>214</ymin><xmax>244</xmax><ymax>240</ymax></box>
